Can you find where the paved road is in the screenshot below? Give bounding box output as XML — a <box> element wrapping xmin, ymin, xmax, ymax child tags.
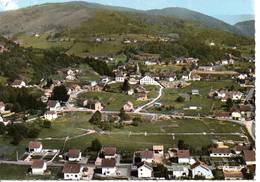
<box><xmin>134</xmin><ymin>83</ymin><xmax>164</xmax><ymax>113</ymax></box>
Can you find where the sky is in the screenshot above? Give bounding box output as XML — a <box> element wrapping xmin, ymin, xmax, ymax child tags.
<box><xmin>0</xmin><ymin>0</ymin><xmax>255</xmax><ymax>16</ymax></box>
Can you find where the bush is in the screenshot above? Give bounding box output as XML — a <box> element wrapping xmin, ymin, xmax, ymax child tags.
<box><xmin>42</xmin><ymin>120</ymin><xmax>52</xmax><ymax>128</ymax></box>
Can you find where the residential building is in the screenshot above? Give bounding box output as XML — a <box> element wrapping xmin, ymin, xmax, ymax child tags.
<box><xmin>191</xmin><ymin>89</ymin><xmax>199</xmax><ymax>95</ymax></box>
<box><xmin>210</xmin><ymin>148</ymin><xmax>232</xmax><ymax>157</ymax></box>
<box><xmin>47</xmin><ymin>100</ymin><xmax>60</xmax><ymax>111</ymax></box>
<box><xmin>191</xmin><ymin>161</ymin><xmax>214</xmax><ymax>179</ymax></box>
<box><xmin>134</xmin><ymin>151</ymin><xmax>154</xmax><ymax>163</ymax></box>
<box><xmin>31</xmin><ymin>160</ymin><xmax>47</xmax><ymax>175</ymax></box>
<box><xmin>153</xmin><ymin>145</ymin><xmax>164</xmax><ymax>156</ymax></box>
<box><xmin>28</xmin><ymin>141</ymin><xmax>42</xmax><ymax>153</ymax></box>
<box><xmin>137</xmin><ymin>161</ymin><xmax>153</xmax><ymax>178</ymax></box>
<box><xmin>140</xmin><ymin>76</ymin><xmax>158</xmax><ymax>85</ymax></box>
<box><xmin>115</xmin><ymin>72</ymin><xmax>126</xmax><ymax>82</ymax></box>
<box><xmin>101</xmin><ymin>147</ymin><xmax>117</xmax><ymax>159</ymax></box>
<box><xmin>223</xmin><ymin>166</ymin><xmax>244</xmax><ymax>180</ymax></box>
<box><xmin>136</xmin><ymin>92</ymin><xmax>148</xmax><ymax>101</ymax></box>
<box><xmin>83</xmin><ymin>99</ymin><xmax>103</xmax><ymax>111</ymax></box>
<box><xmin>177</xmin><ymin>150</ymin><xmax>190</xmax><ymax>164</ymax></box>
<box><xmin>167</xmin><ymin>165</ymin><xmax>189</xmax><ymax>179</ymax></box>
<box><xmin>44</xmin><ymin>111</ymin><xmax>58</xmax><ymax>121</ymax></box>
<box><xmin>101</xmin><ymin>158</ymin><xmax>117</xmax><ymax>176</ymax></box>
<box><xmin>243</xmin><ymin>150</ymin><xmax>255</xmax><ymax>165</ymax></box>
<box><xmin>68</xmin><ymin>149</ymin><xmax>82</xmax><ymax>162</ymax></box>
<box><xmin>11</xmin><ymin>80</ymin><xmax>26</xmax><ymax>88</ymax></box>
<box><xmin>0</xmin><ymin>101</ymin><xmax>5</xmax><ymax>112</ymax></box>
<box><xmin>123</xmin><ymin>101</ymin><xmax>134</xmax><ymax>112</ymax></box>
<box><xmin>63</xmin><ymin>163</ymin><xmax>83</xmax><ymax>180</ymax></box>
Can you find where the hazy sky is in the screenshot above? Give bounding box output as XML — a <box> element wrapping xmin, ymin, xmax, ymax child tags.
<box><xmin>0</xmin><ymin>0</ymin><xmax>255</xmax><ymax>16</ymax></box>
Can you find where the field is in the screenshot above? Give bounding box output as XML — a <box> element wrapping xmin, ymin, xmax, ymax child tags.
<box><xmin>153</xmin><ymin>80</ymin><xmax>244</xmax><ymax>116</ymax></box>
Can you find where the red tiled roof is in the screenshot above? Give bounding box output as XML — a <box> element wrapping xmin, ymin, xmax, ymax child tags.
<box><xmin>137</xmin><ymin>151</ymin><xmax>154</xmax><ymax>159</ymax></box>
<box><xmin>31</xmin><ymin>160</ymin><xmax>45</xmax><ymax>169</ymax></box>
<box><xmin>101</xmin><ymin>159</ymin><xmax>116</xmax><ymax>168</ymax></box>
<box><xmin>177</xmin><ymin>150</ymin><xmax>190</xmax><ymax>158</ymax></box>
<box><xmin>63</xmin><ymin>163</ymin><xmax>81</xmax><ymax>173</ymax></box>
<box><xmin>68</xmin><ymin>149</ymin><xmax>80</xmax><ymax>158</ymax></box>
<box><xmin>28</xmin><ymin>141</ymin><xmax>42</xmax><ymax>149</ymax></box>
<box><xmin>211</xmin><ymin>148</ymin><xmax>231</xmax><ymax>154</ymax></box>
<box><xmin>102</xmin><ymin>147</ymin><xmax>116</xmax><ymax>156</ymax></box>
<box><xmin>243</xmin><ymin>150</ymin><xmax>255</xmax><ymax>161</ymax></box>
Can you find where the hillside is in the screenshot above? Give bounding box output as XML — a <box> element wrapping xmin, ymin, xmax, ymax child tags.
<box><xmin>147</xmin><ymin>7</ymin><xmax>242</xmax><ymax>35</ymax></box>
<box><xmin>215</xmin><ymin>14</ymin><xmax>254</xmax><ymax>25</ymax></box>
<box><xmin>235</xmin><ymin>20</ymin><xmax>255</xmax><ymax>37</ymax></box>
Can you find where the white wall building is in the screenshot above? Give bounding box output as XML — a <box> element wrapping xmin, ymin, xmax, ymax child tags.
<box><xmin>31</xmin><ymin>160</ymin><xmax>47</xmax><ymax>175</ymax></box>
<box><xmin>101</xmin><ymin>159</ymin><xmax>117</xmax><ymax>176</ymax></box>
<box><xmin>137</xmin><ymin>162</ymin><xmax>153</xmax><ymax>178</ymax></box>
<box><xmin>191</xmin><ymin>161</ymin><xmax>214</xmax><ymax>179</ymax></box>
<box><xmin>140</xmin><ymin>76</ymin><xmax>158</xmax><ymax>85</ymax></box>
<box><xmin>63</xmin><ymin>163</ymin><xmax>83</xmax><ymax>180</ymax></box>
<box><xmin>44</xmin><ymin>111</ymin><xmax>58</xmax><ymax>121</ymax></box>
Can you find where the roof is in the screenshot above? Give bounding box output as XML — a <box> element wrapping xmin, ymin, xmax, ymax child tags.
<box><xmin>68</xmin><ymin>149</ymin><xmax>81</xmax><ymax>158</ymax></box>
<box><xmin>28</xmin><ymin>141</ymin><xmax>42</xmax><ymax>149</ymax></box>
<box><xmin>102</xmin><ymin>147</ymin><xmax>117</xmax><ymax>156</ymax></box>
<box><xmin>239</xmin><ymin>105</ymin><xmax>252</xmax><ymax>112</ymax></box>
<box><xmin>0</xmin><ymin>101</ymin><xmax>5</xmax><ymax>107</ymax></box>
<box><xmin>12</xmin><ymin>80</ymin><xmax>24</xmax><ymax>85</ymax></box>
<box><xmin>31</xmin><ymin>160</ymin><xmax>45</xmax><ymax>169</ymax></box>
<box><xmin>215</xmin><ymin>112</ymin><xmax>230</xmax><ymax>118</ymax></box>
<box><xmin>101</xmin><ymin>159</ymin><xmax>116</xmax><ymax>168</ymax></box>
<box><xmin>47</xmin><ymin>100</ymin><xmax>59</xmax><ymax>107</ymax></box>
<box><xmin>63</xmin><ymin>163</ymin><xmax>81</xmax><ymax>173</ymax></box>
<box><xmin>136</xmin><ymin>150</ymin><xmax>154</xmax><ymax>159</ymax></box>
<box><xmin>223</xmin><ymin>170</ymin><xmax>243</xmax><ymax>179</ymax></box>
<box><xmin>211</xmin><ymin>148</ymin><xmax>231</xmax><ymax>154</ymax></box>
<box><xmin>153</xmin><ymin>145</ymin><xmax>164</xmax><ymax>151</ymax></box>
<box><xmin>190</xmin><ymin>161</ymin><xmax>210</xmax><ymax>171</ymax></box>
<box><xmin>177</xmin><ymin>150</ymin><xmax>190</xmax><ymax>158</ymax></box>
<box><xmin>234</xmin><ymin>144</ymin><xmax>251</xmax><ymax>152</ymax></box>
<box><xmin>137</xmin><ymin>161</ymin><xmax>153</xmax><ymax>170</ymax></box>
<box><xmin>45</xmin><ymin>111</ymin><xmax>56</xmax><ymax>115</ymax></box>
<box><xmin>243</xmin><ymin>150</ymin><xmax>255</xmax><ymax>161</ymax></box>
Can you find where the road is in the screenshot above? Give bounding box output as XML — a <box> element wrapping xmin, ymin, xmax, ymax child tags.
<box><xmin>134</xmin><ymin>83</ymin><xmax>164</xmax><ymax>113</ymax></box>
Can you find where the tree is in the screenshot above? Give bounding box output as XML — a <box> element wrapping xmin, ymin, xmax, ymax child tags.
<box><xmin>51</xmin><ymin>85</ymin><xmax>69</xmax><ymax>103</ymax></box>
<box><xmin>176</xmin><ymin>96</ymin><xmax>185</xmax><ymax>103</ymax></box>
<box><xmin>42</xmin><ymin>120</ymin><xmax>52</xmax><ymax>128</ymax></box>
<box><xmin>119</xmin><ymin>108</ymin><xmax>130</xmax><ymax>121</ymax></box>
<box><xmin>27</xmin><ymin>128</ymin><xmax>40</xmax><ymax>138</ymax></box>
<box><xmin>177</xmin><ymin>140</ymin><xmax>189</xmax><ymax>150</ymax></box>
<box><xmin>226</xmin><ymin>98</ymin><xmax>233</xmax><ymax>110</ymax></box>
<box><xmin>122</xmin><ymin>79</ymin><xmax>130</xmax><ymax>92</ymax></box>
<box><xmin>90</xmin><ymin>139</ymin><xmax>102</xmax><ymax>152</ymax></box>
<box><xmin>89</xmin><ymin>111</ymin><xmax>102</xmax><ymax>124</ymax></box>
<box><xmin>0</xmin><ymin>123</ymin><xmax>5</xmax><ymax>135</ymax></box>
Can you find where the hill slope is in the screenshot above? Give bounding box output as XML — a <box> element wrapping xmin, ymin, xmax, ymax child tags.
<box><xmin>235</xmin><ymin>20</ymin><xmax>255</xmax><ymax>37</ymax></box>
<box><xmin>147</xmin><ymin>7</ymin><xmax>242</xmax><ymax>35</ymax></box>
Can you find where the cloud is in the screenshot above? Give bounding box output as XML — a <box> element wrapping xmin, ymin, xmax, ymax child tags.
<box><xmin>0</xmin><ymin>0</ymin><xmax>18</xmax><ymax>11</ymax></box>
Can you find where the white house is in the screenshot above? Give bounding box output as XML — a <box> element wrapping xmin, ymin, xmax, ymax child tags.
<box><xmin>153</xmin><ymin>145</ymin><xmax>164</xmax><ymax>156</ymax></box>
<box><xmin>0</xmin><ymin>101</ymin><xmax>5</xmax><ymax>113</ymax></box>
<box><xmin>177</xmin><ymin>150</ymin><xmax>191</xmax><ymax>164</ymax></box>
<box><xmin>231</xmin><ymin>112</ymin><xmax>242</xmax><ymax>120</ymax></box>
<box><xmin>210</xmin><ymin>148</ymin><xmax>232</xmax><ymax>157</ymax></box>
<box><xmin>191</xmin><ymin>89</ymin><xmax>199</xmax><ymax>95</ymax></box>
<box><xmin>191</xmin><ymin>161</ymin><xmax>214</xmax><ymax>179</ymax></box>
<box><xmin>11</xmin><ymin>80</ymin><xmax>26</xmax><ymax>88</ymax></box>
<box><xmin>0</xmin><ymin>115</ymin><xmax>11</xmax><ymax>126</ymax></box>
<box><xmin>63</xmin><ymin>163</ymin><xmax>83</xmax><ymax>180</ymax></box>
<box><xmin>140</xmin><ymin>76</ymin><xmax>158</xmax><ymax>85</ymax></box>
<box><xmin>31</xmin><ymin>160</ymin><xmax>47</xmax><ymax>175</ymax></box>
<box><xmin>135</xmin><ymin>151</ymin><xmax>154</xmax><ymax>163</ymax></box>
<box><xmin>115</xmin><ymin>72</ymin><xmax>126</xmax><ymax>83</ymax></box>
<box><xmin>101</xmin><ymin>159</ymin><xmax>117</xmax><ymax>176</ymax></box>
<box><xmin>137</xmin><ymin>161</ymin><xmax>153</xmax><ymax>178</ymax></box>
<box><xmin>44</xmin><ymin>111</ymin><xmax>58</xmax><ymax>121</ymax></box>
<box><xmin>167</xmin><ymin>165</ymin><xmax>189</xmax><ymax>179</ymax></box>
<box><xmin>28</xmin><ymin>141</ymin><xmax>42</xmax><ymax>153</ymax></box>
<box><xmin>47</xmin><ymin>100</ymin><xmax>61</xmax><ymax>111</ymax></box>
<box><xmin>68</xmin><ymin>149</ymin><xmax>82</xmax><ymax>162</ymax></box>
<box><xmin>238</xmin><ymin>74</ymin><xmax>247</xmax><ymax>80</ymax></box>
<box><xmin>181</xmin><ymin>75</ymin><xmax>189</xmax><ymax>81</ymax></box>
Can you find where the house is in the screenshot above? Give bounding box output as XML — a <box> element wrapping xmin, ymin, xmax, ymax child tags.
<box><xmin>167</xmin><ymin>165</ymin><xmax>189</xmax><ymax>179</ymax></box>
<box><xmin>83</xmin><ymin>99</ymin><xmax>103</xmax><ymax>111</ymax></box>
<box><xmin>63</xmin><ymin>163</ymin><xmax>83</xmax><ymax>180</ymax></box>
<box><xmin>90</xmin><ymin>81</ymin><xmax>97</xmax><ymax>87</ymax></box>
<box><xmin>223</xmin><ymin>166</ymin><xmax>244</xmax><ymax>180</ymax></box>
<box><xmin>153</xmin><ymin>145</ymin><xmax>164</xmax><ymax>156</ymax></box>
<box><xmin>127</xmin><ymin>89</ymin><xmax>134</xmax><ymax>96</ymax></box>
<box><xmin>134</xmin><ymin>151</ymin><xmax>154</xmax><ymax>163</ymax></box>
<box><xmin>101</xmin><ymin>147</ymin><xmax>117</xmax><ymax>159</ymax></box>
<box><xmin>231</xmin><ymin>111</ymin><xmax>242</xmax><ymax>120</ymax></box>
<box><xmin>123</xmin><ymin>101</ymin><xmax>134</xmax><ymax>112</ymax></box>
<box><xmin>101</xmin><ymin>76</ymin><xmax>110</xmax><ymax>84</ymax></box>
<box><xmin>191</xmin><ymin>89</ymin><xmax>199</xmax><ymax>95</ymax></box>
<box><xmin>136</xmin><ymin>92</ymin><xmax>148</xmax><ymax>101</ymax></box>
<box><xmin>191</xmin><ymin>161</ymin><xmax>214</xmax><ymax>179</ymax></box>
<box><xmin>31</xmin><ymin>160</ymin><xmax>47</xmax><ymax>175</ymax></box>
<box><xmin>101</xmin><ymin>158</ymin><xmax>117</xmax><ymax>176</ymax></box>
<box><xmin>181</xmin><ymin>75</ymin><xmax>189</xmax><ymax>81</ymax></box>
<box><xmin>177</xmin><ymin>150</ymin><xmax>190</xmax><ymax>164</ymax></box>
<box><xmin>28</xmin><ymin>141</ymin><xmax>42</xmax><ymax>153</ymax></box>
<box><xmin>115</xmin><ymin>72</ymin><xmax>126</xmax><ymax>82</ymax></box>
<box><xmin>233</xmin><ymin>144</ymin><xmax>251</xmax><ymax>154</ymax></box>
<box><xmin>11</xmin><ymin>80</ymin><xmax>26</xmax><ymax>88</ymax></box>
<box><xmin>243</xmin><ymin>150</ymin><xmax>255</xmax><ymax>165</ymax></box>
<box><xmin>190</xmin><ymin>74</ymin><xmax>201</xmax><ymax>81</ymax></box>
<box><xmin>0</xmin><ymin>101</ymin><xmax>5</xmax><ymax>112</ymax></box>
<box><xmin>68</xmin><ymin>149</ymin><xmax>82</xmax><ymax>162</ymax></box>
<box><xmin>198</xmin><ymin>66</ymin><xmax>214</xmax><ymax>72</ymax></box>
<box><xmin>209</xmin><ymin>148</ymin><xmax>232</xmax><ymax>157</ymax></box>
<box><xmin>137</xmin><ymin>161</ymin><xmax>153</xmax><ymax>178</ymax></box>
<box><xmin>47</xmin><ymin>100</ymin><xmax>60</xmax><ymax>111</ymax></box>
<box><xmin>0</xmin><ymin>115</ymin><xmax>11</xmax><ymax>126</ymax></box>
<box><xmin>238</xmin><ymin>74</ymin><xmax>247</xmax><ymax>80</ymax></box>
<box><xmin>44</xmin><ymin>111</ymin><xmax>58</xmax><ymax>121</ymax></box>
<box><xmin>230</xmin><ymin>104</ymin><xmax>252</xmax><ymax>121</ymax></box>
<box><xmin>214</xmin><ymin>112</ymin><xmax>231</xmax><ymax>120</ymax></box>
<box><xmin>140</xmin><ymin>76</ymin><xmax>158</xmax><ymax>85</ymax></box>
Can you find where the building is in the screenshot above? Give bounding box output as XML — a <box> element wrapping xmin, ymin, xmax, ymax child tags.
<box><xmin>0</xmin><ymin>115</ymin><xmax>11</xmax><ymax>126</ymax></box>
<box><xmin>153</xmin><ymin>145</ymin><xmax>164</xmax><ymax>156</ymax></box>
<box><xmin>0</xmin><ymin>101</ymin><xmax>5</xmax><ymax>112</ymax></box>
<box><xmin>191</xmin><ymin>161</ymin><xmax>214</xmax><ymax>179</ymax></box>
<box><xmin>123</xmin><ymin>101</ymin><xmax>134</xmax><ymax>112</ymax></box>
<box><xmin>47</xmin><ymin>100</ymin><xmax>60</xmax><ymax>111</ymax></box>
<box><xmin>233</xmin><ymin>144</ymin><xmax>251</xmax><ymax>154</ymax></box>
<box><xmin>223</xmin><ymin>166</ymin><xmax>244</xmax><ymax>180</ymax></box>
<box><xmin>243</xmin><ymin>150</ymin><xmax>255</xmax><ymax>165</ymax></box>
<box><xmin>191</xmin><ymin>89</ymin><xmax>199</xmax><ymax>95</ymax></box>
<box><xmin>83</xmin><ymin>99</ymin><xmax>103</xmax><ymax>111</ymax></box>
<box><xmin>31</xmin><ymin>160</ymin><xmax>47</xmax><ymax>175</ymax></box>
<box><xmin>177</xmin><ymin>150</ymin><xmax>191</xmax><ymax>164</ymax></box>
<box><xmin>44</xmin><ymin>111</ymin><xmax>58</xmax><ymax>121</ymax></box>
<box><xmin>140</xmin><ymin>76</ymin><xmax>158</xmax><ymax>85</ymax></box>
<box><xmin>134</xmin><ymin>151</ymin><xmax>154</xmax><ymax>163</ymax></box>
<box><xmin>11</xmin><ymin>80</ymin><xmax>26</xmax><ymax>88</ymax></box>
<box><xmin>167</xmin><ymin>165</ymin><xmax>189</xmax><ymax>179</ymax></box>
<box><xmin>210</xmin><ymin>148</ymin><xmax>232</xmax><ymax>157</ymax></box>
<box><xmin>68</xmin><ymin>149</ymin><xmax>82</xmax><ymax>162</ymax></box>
<box><xmin>136</xmin><ymin>92</ymin><xmax>148</xmax><ymax>101</ymax></box>
<box><xmin>28</xmin><ymin>141</ymin><xmax>42</xmax><ymax>153</ymax></box>
<box><xmin>101</xmin><ymin>158</ymin><xmax>117</xmax><ymax>176</ymax></box>
<box><xmin>214</xmin><ymin>112</ymin><xmax>231</xmax><ymax>120</ymax></box>
<box><xmin>115</xmin><ymin>72</ymin><xmax>126</xmax><ymax>82</ymax></box>
<box><xmin>101</xmin><ymin>147</ymin><xmax>117</xmax><ymax>159</ymax></box>
<box><xmin>63</xmin><ymin>163</ymin><xmax>82</xmax><ymax>180</ymax></box>
<box><xmin>137</xmin><ymin>161</ymin><xmax>153</xmax><ymax>178</ymax></box>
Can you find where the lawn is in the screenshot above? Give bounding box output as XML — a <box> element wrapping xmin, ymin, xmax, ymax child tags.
<box><xmin>156</xmin><ymin>80</ymin><xmax>241</xmax><ymax>116</ymax></box>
